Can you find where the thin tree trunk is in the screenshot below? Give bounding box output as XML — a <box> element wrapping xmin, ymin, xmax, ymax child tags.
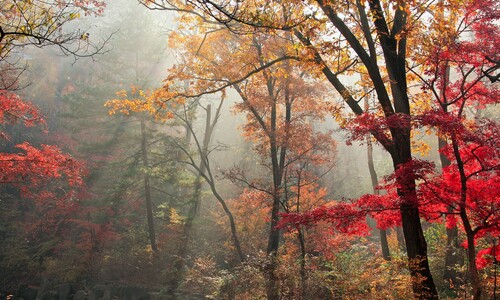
<box><xmin>208</xmin><ymin>182</ymin><xmax>245</xmax><ymax>263</ymax></box>
<box><xmin>437</xmin><ymin>61</ymin><xmax>464</xmax><ymax>289</ymax></box>
<box><xmin>380</xmin><ymin>229</ymin><xmax>390</xmax><ymax>261</ymax></box>
<box><xmin>366</xmin><ymin>131</ymin><xmax>391</xmax><ymax>260</ymax></box>
<box><xmin>297</xmin><ymin>228</ymin><xmax>307</xmax><ymax>299</ymax></box>
<box><xmin>451</xmin><ymin>136</ymin><xmax>482</xmax><ymax>299</ymax></box>
<box><xmin>182</xmin><ymin>102</ymin><xmax>246</xmax><ymax>264</ymax></box>
<box><xmin>263</xmin><ymin>62</ymin><xmax>291</xmax><ymax>300</ymax></box>
<box><xmin>266</xmin><ymin>191</ymin><xmax>281</xmax><ymax>300</ymax></box>
<box><xmin>295</xmin><ymin>168</ymin><xmax>307</xmax><ymax>299</ymax></box>
<box><xmin>141</xmin><ymin>119</ymin><xmax>157</xmax><ymax>254</ymax></box>
<box><xmin>440</xmin><ymin>136</ymin><xmax>463</xmax><ymax>289</ymax></box>
<box><xmin>170</xmin><ymin>104</ymin><xmax>245</xmax><ymax>296</ymax></box>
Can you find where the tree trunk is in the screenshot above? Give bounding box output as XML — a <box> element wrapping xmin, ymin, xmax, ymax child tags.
<box><xmin>436</xmin><ymin>61</ymin><xmax>464</xmax><ymax>289</ymax></box>
<box><xmin>380</xmin><ymin>229</ymin><xmax>391</xmax><ymax>261</ymax></box>
<box><xmin>396</xmin><ymin>227</ymin><xmax>407</xmax><ymax>252</ymax></box>
<box><xmin>400</xmin><ymin>204</ymin><xmax>437</xmax><ymax>299</ymax></box>
<box><xmin>209</xmin><ymin>182</ymin><xmax>246</xmax><ymax>263</ymax></box>
<box><xmin>170</xmin><ymin>104</ymin><xmax>246</xmax><ymax>294</ymax></box>
<box><xmin>451</xmin><ymin>136</ymin><xmax>482</xmax><ymax>299</ymax></box>
<box><xmin>391</xmin><ymin>129</ymin><xmax>438</xmax><ymax>299</ymax></box>
<box><xmin>264</xmin><ymin>69</ymin><xmax>290</xmax><ymax>300</ymax></box>
<box><xmin>265</xmin><ymin>191</ymin><xmax>281</xmax><ymax>300</ymax></box>
<box><xmin>465</xmin><ymin>224</ymin><xmax>481</xmax><ymax>300</ymax></box>
<box><xmin>297</xmin><ymin>227</ymin><xmax>307</xmax><ymax>299</ymax></box>
<box><xmin>366</xmin><ymin>135</ymin><xmax>391</xmax><ymax>260</ymax></box>
<box><xmin>439</xmin><ymin>136</ymin><xmax>464</xmax><ymax>289</ymax></box>
<box><xmin>140</xmin><ymin>120</ymin><xmax>158</xmax><ymax>254</ymax></box>
<box><xmin>296</xmin><ymin>168</ymin><xmax>307</xmax><ymax>299</ymax></box>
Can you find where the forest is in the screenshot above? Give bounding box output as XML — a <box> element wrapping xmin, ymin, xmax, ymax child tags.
<box><xmin>0</xmin><ymin>0</ymin><xmax>499</xmax><ymax>299</ymax></box>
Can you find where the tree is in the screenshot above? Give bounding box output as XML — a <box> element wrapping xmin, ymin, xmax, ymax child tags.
<box><xmin>226</xmin><ymin>50</ymin><xmax>336</xmax><ymax>298</ymax></box>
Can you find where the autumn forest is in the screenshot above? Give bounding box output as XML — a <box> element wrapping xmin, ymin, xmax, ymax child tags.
<box><xmin>0</xmin><ymin>0</ymin><xmax>499</xmax><ymax>299</ymax></box>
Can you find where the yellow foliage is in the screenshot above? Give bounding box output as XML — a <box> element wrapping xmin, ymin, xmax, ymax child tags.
<box><xmin>412</xmin><ymin>140</ymin><xmax>431</xmax><ymax>157</ymax></box>
<box><xmin>105</xmin><ymin>85</ymin><xmax>182</xmax><ymax>121</ymax></box>
<box><xmin>169</xmin><ymin>208</ymin><xmax>184</xmax><ymax>225</ymax></box>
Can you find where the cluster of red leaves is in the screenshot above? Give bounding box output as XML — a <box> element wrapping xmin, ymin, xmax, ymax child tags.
<box><xmin>0</xmin><ymin>142</ymin><xmax>85</xmax><ymax>190</ymax></box>
<box><xmin>344</xmin><ymin>112</ymin><xmax>410</xmax><ymax>145</ymax></box>
<box><xmin>278</xmin><ymin>201</ymin><xmax>370</xmax><ymax>236</ymax></box>
<box><xmin>0</xmin><ymin>91</ymin><xmax>44</xmax><ymax>138</ymax></box>
<box><xmin>415</xmin><ymin>110</ymin><xmax>465</xmax><ymax>137</ymax></box>
<box><xmin>356</xmin><ymin>193</ymin><xmax>401</xmax><ymax>230</ymax></box>
<box><xmin>420</xmin><ymin>140</ymin><xmax>500</xmax><ymax>221</ymax></box>
<box><xmin>0</xmin><ymin>90</ymin><xmax>119</xmax><ymax>267</ymax></box>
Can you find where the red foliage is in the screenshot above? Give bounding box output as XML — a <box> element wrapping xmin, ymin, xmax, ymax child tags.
<box><xmin>356</xmin><ymin>193</ymin><xmax>401</xmax><ymax>230</ymax></box>
<box><xmin>477</xmin><ymin>244</ymin><xmax>500</xmax><ymax>269</ymax></box>
<box><xmin>0</xmin><ymin>90</ymin><xmax>86</xmax><ymax>194</ymax></box>
<box><xmin>345</xmin><ymin>112</ymin><xmax>410</xmax><ymax>146</ymax></box>
<box><xmin>278</xmin><ymin>201</ymin><xmax>370</xmax><ymax>236</ymax></box>
<box><xmin>0</xmin><ymin>142</ymin><xmax>85</xmax><ymax>189</ymax></box>
<box><xmin>0</xmin><ymin>90</ymin><xmax>44</xmax><ymax>138</ymax></box>
<box><xmin>414</xmin><ymin>0</ymin><xmax>500</xmax><ymax>271</ymax></box>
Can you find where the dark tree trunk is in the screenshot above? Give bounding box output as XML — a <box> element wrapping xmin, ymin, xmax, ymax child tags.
<box><xmin>400</xmin><ymin>204</ymin><xmax>437</xmax><ymax>299</ymax></box>
<box><xmin>310</xmin><ymin>1</ymin><xmax>439</xmax><ymax>295</ymax></box>
<box><xmin>391</xmin><ymin>129</ymin><xmax>438</xmax><ymax>299</ymax></box>
<box><xmin>380</xmin><ymin>229</ymin><xmax>391</xmax><ymax>261</ymax></box>
<box><xmin>297</xmin><ymin>228</ymin><xmax>307</xmax><ymax>299</ymax></box>
<box><xmin>396</xmin><ymin>227</ymin><xmax>407</xmax><ymax>252</ymax></box>
<box><xmin>295</xmin><ymin>169</ymin><xmax>307</xmax><ymax>299</ymax></box>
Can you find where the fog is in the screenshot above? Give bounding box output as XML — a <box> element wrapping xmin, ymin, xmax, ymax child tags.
<box><xmin>1</xmin><ymin>0</ymin><xmax>496</xmax><ymax>299</ymax></box>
